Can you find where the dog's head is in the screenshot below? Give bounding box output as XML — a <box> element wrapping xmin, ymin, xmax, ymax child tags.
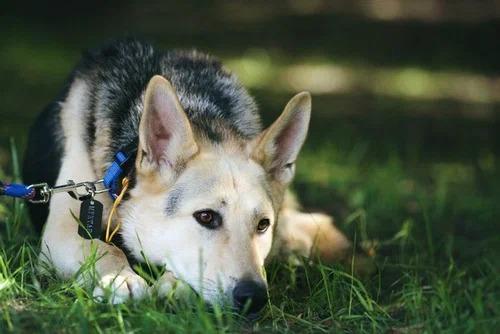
<box><xmin>120</xmin><ymin>75</ymin><xmax>310</xmax><ymax>313</ymax></box>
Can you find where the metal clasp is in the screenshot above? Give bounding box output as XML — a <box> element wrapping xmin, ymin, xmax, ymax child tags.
<box><xmin>27</xmin><ymin>179</ymin><xmax>109</xmax><ymax>203</ymax></box>
<box><xmin>27</xmin><ymin>183</ymin><xmax>51</xmax><ymax>203</ymax></box>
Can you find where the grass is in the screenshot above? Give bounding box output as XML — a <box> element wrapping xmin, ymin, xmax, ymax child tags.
<box><xmin>1</xmin><ymin>5</ymin><xmax>500</xmax><ymax>332</ymax></box>
<box><xmin>1</xmin><ymin>129</ymin><xmax>499</xmax><ymax>333</ymax></box>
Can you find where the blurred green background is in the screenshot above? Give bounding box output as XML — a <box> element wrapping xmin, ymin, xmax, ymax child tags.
<box><xmin>0</xmin><ymin>1</ymin><xmax>499</xmax><ymax>331</ymax></box>
<box><xmin>2</xmin><ymin>0</ymin><xmax>500</xmax><ymax>153</ymax></box>
<box><xmin>2</xmin><ymin>0</ymin><xmax>500</xmax><ymax>255</ymax></box>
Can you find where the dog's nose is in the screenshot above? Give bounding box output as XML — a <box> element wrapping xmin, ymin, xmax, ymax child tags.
<box><xmin>232</xmin><ymin>280</ymin><xmax>268</xmax><ymax>314</ymax></box>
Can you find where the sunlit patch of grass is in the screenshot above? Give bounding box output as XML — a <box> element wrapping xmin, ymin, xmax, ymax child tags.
<box><xmin>226</xmin><ymin>52</ymin><xmax>500</xmax><ymax>105</ymax></box>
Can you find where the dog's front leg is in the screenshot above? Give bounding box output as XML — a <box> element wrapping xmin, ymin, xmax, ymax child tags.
<box><xmin>40</xmin><ymin>193</ymin><xmax>149</xmax><ymax>304</ymax></box>
<box><xmin>87</xmin><ymin>242</ymin><xmax>150</xmax><ymax>303</ymax></box>
<box><xmin>152</xmin><ymin>271</ymin><xmax>192</xmax><ymax>300</ymax></box>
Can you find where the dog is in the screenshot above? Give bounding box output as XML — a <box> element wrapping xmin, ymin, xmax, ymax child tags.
<box><xmin>22</xmin><ymin>39</ymin><xmax>350</xmax><ymax>314</ymax></box>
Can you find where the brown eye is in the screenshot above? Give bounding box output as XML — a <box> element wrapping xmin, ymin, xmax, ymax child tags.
<box><xmin>193</xmin><ymin>210</ymin><xmax>222</xmax><ymax>229</ymax></box>
<box><xmin>257</xmin><ymin>219</ymin><xmax>270</xmax><ymax>234</ymax></box>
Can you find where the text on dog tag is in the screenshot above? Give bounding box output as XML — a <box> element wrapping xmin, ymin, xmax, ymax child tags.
<box><xmin>78</xmin><ymin>198</ymin><xmax>103</xmax><ymax>239</ymax></box>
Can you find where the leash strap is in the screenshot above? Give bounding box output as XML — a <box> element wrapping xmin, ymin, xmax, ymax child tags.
<box><xmin>0</xmin><ymin>181</ymin><xmax>36</xmax><ymax>200</ymax></box>
<box><xmin>1</xmin><ymin>140</ymin><xmax>137</xmax><ymax>202</ymax></box>
<box><xmin>1</xmin><ymin>140</ymin><xmax>138</xmax><ymax>244</ymax></box>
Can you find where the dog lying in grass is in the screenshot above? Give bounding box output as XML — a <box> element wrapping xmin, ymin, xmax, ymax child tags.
<box><xmin>22</xmin><ymin>39</ymin><xmax>351</xmax><ymax>315</ymax></box>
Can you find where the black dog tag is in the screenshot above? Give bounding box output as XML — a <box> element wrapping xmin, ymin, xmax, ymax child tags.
<box><xmin>78</xmin><ymin>198</ymin><xmax>103</xmax><ymax>239</ymax></box>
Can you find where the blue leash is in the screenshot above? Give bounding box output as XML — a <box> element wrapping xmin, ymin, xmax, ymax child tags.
<box><xmin>0</xmin><ymin>181</ymin><xmax>36</xmax><ymax>200</ymax></box>
<box><xmin>0</xmin><ymin>139</ymin><xmax>137</xmax><ymax>203</ymax></box>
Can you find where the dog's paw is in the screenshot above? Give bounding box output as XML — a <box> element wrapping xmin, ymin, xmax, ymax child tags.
<box><xmin>93</xmin><ymin>270</ymin><xmax>149</xmax><ymax>304</ymax></box>
<box><xmin>153</xmin><ymin>272</ymin><xmax>192</xmax><ymax>301</ymax></box>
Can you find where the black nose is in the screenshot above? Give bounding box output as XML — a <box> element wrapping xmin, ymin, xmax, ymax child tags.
<box><xmin>232</xmin><ymin>280</ymin><xmax>268</xmax><ymax>314</ymax></box>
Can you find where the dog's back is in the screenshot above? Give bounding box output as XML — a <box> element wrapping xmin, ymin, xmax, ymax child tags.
<box><xmin>23</xmin><ymin>38</ymin><xmax>261</xmax><ymax>230</ymax></box>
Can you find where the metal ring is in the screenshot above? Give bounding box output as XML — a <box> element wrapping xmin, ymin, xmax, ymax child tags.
<box><xmin>27</xmin><ymin>183</ymin><xmax>51</xmax><ymax>203</ymax></box>
<box><xmin>84</xmin><ymin>182</ymin><xmax>96</xmax><ymax>198</ymax></box>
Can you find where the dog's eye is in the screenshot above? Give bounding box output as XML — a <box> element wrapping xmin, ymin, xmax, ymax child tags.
<box><xmin>193</xmin><ymin>210</ymin><xmax>222</xmax><ymax>229</ymax></box>
<box><xmin>256</xmin><ymin>219</ymin><xmax>271</xmax><ymax>234</ymax></box>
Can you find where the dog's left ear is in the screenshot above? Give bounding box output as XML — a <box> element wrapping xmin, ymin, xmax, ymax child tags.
<box><xmin>251</xmin><ymin>92</ymin><xmax>311</xmax><ymax>184</ymax></box>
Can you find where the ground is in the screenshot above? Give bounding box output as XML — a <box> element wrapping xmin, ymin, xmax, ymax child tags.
<box><xmin>1</xmin><ymin>2</ymin><xmax>500</xmax><ymax>332</ymax></box>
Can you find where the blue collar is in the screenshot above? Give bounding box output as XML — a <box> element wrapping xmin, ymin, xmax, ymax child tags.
<box><xmin>102</xmin><ymin>139</ymin><xmax>138</xmax><ymax>199</ymax></box>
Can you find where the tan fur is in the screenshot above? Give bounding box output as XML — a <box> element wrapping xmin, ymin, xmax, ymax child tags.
<box><xmin>275</xmin><ymin>192</ymin><xmax>351</xmax><ymax>263</ymax></box>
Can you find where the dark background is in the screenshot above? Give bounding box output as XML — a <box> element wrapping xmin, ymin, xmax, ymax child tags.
<box><xmin>1</xmin><ymin>0</ymin><xmax>500</xmax><ymax>163</ymax></box>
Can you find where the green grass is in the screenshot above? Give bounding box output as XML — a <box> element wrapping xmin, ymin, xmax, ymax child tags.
<box><xmin>1</xmin><ymin>133</ymin><xmax>499</xmax><ymax>333</ymax></box>
<box><xmin>1</xmin><ymin>6</ymin><xmax>500</xmax><ymax>331</ymax></box>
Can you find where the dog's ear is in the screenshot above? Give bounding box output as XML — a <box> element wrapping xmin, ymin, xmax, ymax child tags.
<box><xmin>251</xmin><ymin>92</ymin><xmax>311</xmax><ymax>184</ymax></box>
<box><xmin>138</xmin><ymin>75</ymin><xmax>198</xmax><ymax>171</ymax></box>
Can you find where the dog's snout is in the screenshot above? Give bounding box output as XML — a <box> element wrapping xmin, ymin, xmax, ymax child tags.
<box><xmin>232</xmin><ymin>280</ymin><xmax>268</xmax><ymax>314</ymax></box>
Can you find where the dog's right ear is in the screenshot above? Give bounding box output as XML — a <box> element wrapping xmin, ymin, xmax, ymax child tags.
<box><xmin>138</xmin><ymin>75</ymin><xmax>198</xmax><ymax>172</ymax></box>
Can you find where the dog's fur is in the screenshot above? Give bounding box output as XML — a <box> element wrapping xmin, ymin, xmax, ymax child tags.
<box><xmin>22</xmin><ymin>39</ymin><xmax>350</xmax><ymax>307</ymax></box>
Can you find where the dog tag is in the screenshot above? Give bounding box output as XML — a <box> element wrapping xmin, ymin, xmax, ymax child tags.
<box><xmin>78</xmin><ymin>198</ymin><xmax>103</xmax><ymax>239</ymax></box>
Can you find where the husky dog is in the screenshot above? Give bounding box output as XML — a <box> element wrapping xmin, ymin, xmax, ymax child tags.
<box><xmin>22</xmin><ymin>39</ymin><xmax>350</xmax><ymax>314</ymax></box>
